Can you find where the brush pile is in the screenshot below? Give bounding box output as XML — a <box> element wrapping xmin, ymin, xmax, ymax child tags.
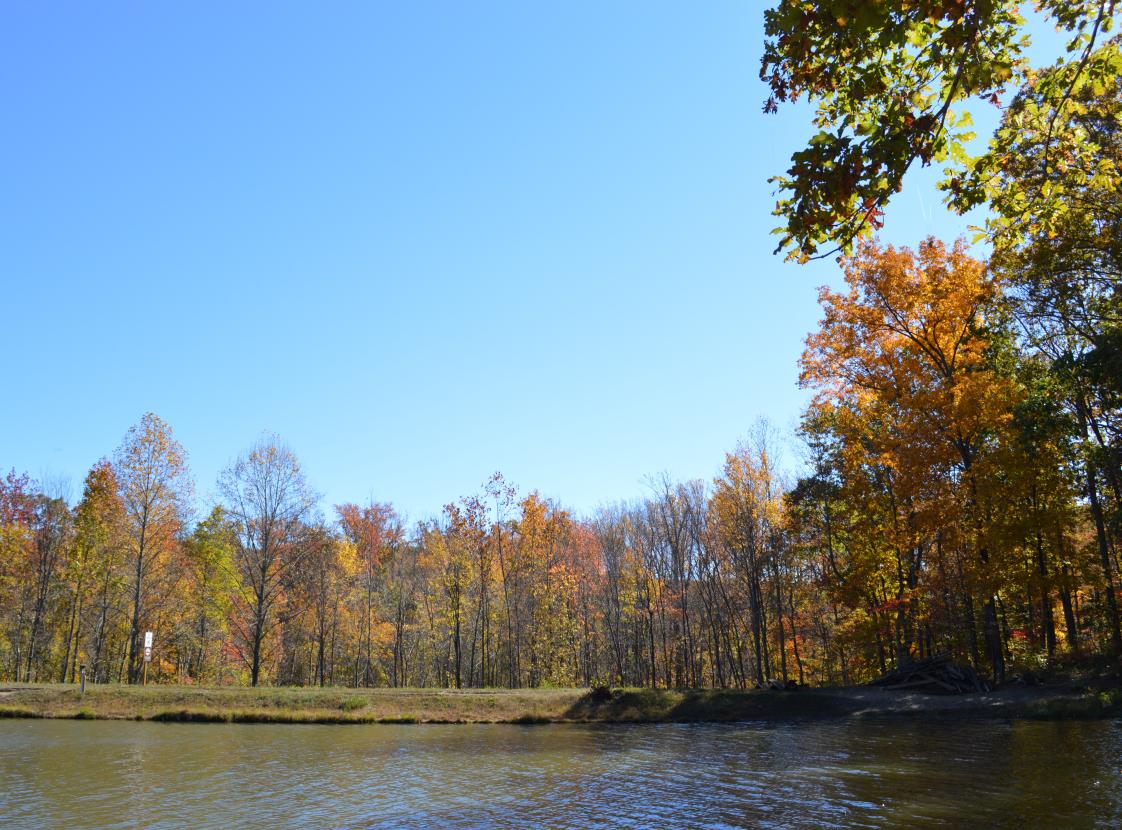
<box><xmin>869</xmin><ymin>654</ymin><xmax>991</xmax><ymax>695</ymax></box>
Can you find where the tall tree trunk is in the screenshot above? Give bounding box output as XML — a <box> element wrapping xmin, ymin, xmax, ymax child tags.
<box><xmin>1086</xmin><ymin>460</ymin><xmax>1122</xmax><ymax>653</ymax></box>
<box><xmin>127</xmin><ymin>521</ymin><xmax>148</xmax><ymax>685</ymax></box>
<box><xmin>1034</xmin><ymin>526</ymin><xmax>1056</xmax><ymax>656</ymax></box>
<box><xmin>1059</xmin><ymin>562</ymin><xmax>1081</xmax><ymax>654</ymax></box>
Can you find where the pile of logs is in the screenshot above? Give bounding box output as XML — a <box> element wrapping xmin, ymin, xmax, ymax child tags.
<box><xmin>869</xmin><ymin>654</ymin><xmax>991</xmax><ymax>695</ymax></box>
<box><xmin>766</xmin><ymin>678</ymin><xmax>801</xmax><ymax>690</ymax></box>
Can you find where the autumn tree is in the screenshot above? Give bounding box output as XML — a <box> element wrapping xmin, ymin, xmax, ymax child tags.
<box><xmin>801</xmin><ymin>238</ymin><xmax>1022</xmax><ymax>679</ymax></box>
<box><xmin>300</xmin><ymin>526</ymin><xmax>350</xmax><ymax>686</ymax></box>
<box><xmin>712</xmin><ymin>432</ymin><xmax>788</xmax><ymax>686</ymax></box>
<box><xmin>0</xmin><ymin>471</ymin><xmax>37</xmax><ymax>679</ymax></box>
<box><xmin>785</xmin><ymin>430</ymin><xmax>854</xmax><ymax>685</ymax></box>
<box><xmin>29</xmin><ymin>493</ymin><xmax>73</xmax><ymax>681</ymax></box>
<box><xmin>219</xmin><ymin>436</ymin><xmax>316</xmax><ymax>686</ymax></box>
<box><xmin>433</xmin><ymin>505</ymin><xmax>473</xmax><ymax>689</ymax></box>
<box><xmin>336</xmin><ymin>501</ymin><xmax>399</xmax><ymax>686</ymax></box>
<box><xmin>178</xmin><ymin>506</ymin><xmax>238</xmax><ymax>681</ymax></box>
<box><xmin>114</xmin><ymin>413</ymin><xmax>193</xmax><ymax>684</ymax></box>
<box><xmin>380</xmin><ymin>523</ymin><xmax>417</xmax><ymax>687</ymax></box>
<box><xmin>59</xmin><ymin>461</ymin><xmax>124</xmax><ymax>683</ymax></box>
<box><xmin>518</xmin><ymin>494</ymin><xmax>578</xmax><ymax>687</ymax></box>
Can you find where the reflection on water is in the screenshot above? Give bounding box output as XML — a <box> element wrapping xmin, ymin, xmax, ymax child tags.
<box><xmin>1</xmin><ymin>718</ymin><xmax>1119</xmax><ymax>828</ymax></box>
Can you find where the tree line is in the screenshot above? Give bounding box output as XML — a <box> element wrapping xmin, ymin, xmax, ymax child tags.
<box><xmin>2</xmin><ymin>225</ymin><xmax>1118</xmax><ymax>690</ymax></box>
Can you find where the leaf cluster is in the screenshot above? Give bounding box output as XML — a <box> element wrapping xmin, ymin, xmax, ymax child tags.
<box><xmin>762</xmin><ymin>0</ymin><xmax>1119</xmax><ymax>261</ymax></box>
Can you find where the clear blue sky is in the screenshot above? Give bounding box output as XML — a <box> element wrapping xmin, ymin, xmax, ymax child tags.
<box><xmin>0</xmin><ymin>3</ymin><xmax>1056</xmax><ymax>519</ymax></box>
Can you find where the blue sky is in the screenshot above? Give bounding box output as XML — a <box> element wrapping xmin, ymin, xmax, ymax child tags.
<box><xmin>0</xmin><ymin>3</ymin><xmax>1057</xmax><ymax>519</ymax></box>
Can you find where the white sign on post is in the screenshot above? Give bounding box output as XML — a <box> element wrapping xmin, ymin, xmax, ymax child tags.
<box><xmin>144</xmin><ymin>631</ymin><xmax>153</xmax><ymax>662</ymax></box>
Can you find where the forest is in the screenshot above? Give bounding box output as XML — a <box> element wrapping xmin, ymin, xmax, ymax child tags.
<box><xmin>2</xmin><ymin>231</ymin><xmax>1119</xmax><ymax>690</ymax></box>
<box><xmin>3</xmin><ymin>3</ymin><xmax>1122</xmax><ymax>691</ymax></box>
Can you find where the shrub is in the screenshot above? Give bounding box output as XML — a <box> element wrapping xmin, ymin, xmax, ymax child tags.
<box><xmin>340</xmin><ymin>696</ymin><xmax>367</xmax><ymax>712</ymax></box>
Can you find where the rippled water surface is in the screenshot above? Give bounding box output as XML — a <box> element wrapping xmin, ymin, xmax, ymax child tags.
<box><xmin>1</xmin><ymin>718</ymin><xmax>1120</xmax><ymax>828</ymax></box>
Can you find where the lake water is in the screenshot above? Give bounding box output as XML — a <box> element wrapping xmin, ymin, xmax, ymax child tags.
<box><xmin>1</xmin><ymin>718</ymin><xmax>1120</xmax><ymax>828</ymax></box>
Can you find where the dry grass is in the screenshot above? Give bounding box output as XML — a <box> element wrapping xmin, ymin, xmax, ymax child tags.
<box><xmin>0</xmin><ymin>682</ymin><xmax>1115</xmax><ymax>724</ymax></box>
<box><xmin>0</xmin><ymin>683</ymin><xmax>587</xmax><ymax>724</ymax></box>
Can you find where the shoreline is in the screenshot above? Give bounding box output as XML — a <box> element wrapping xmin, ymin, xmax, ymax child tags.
<box><xmin>0</xmin><ymin>682</ymin><xmax>1117</xmax><ymax>725</ymax></box>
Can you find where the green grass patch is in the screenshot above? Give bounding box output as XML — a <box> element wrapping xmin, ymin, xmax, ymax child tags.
<box><xmin>340</xmin><ymin>696</ymin><xmax>367</xmax><ymax>712</ymax></box>
<box><xmin>0</xmin><ymin>705</ymin><xmax>40</xmax><ymax>719</ymax></box>
<box><xmin>1023</xmin><ymin>690</ymin><xmax>1122</xmax><ymax>720</ymax></box>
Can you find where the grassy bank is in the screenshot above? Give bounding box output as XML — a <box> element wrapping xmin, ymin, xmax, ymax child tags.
<box><xmin>0</xmin><ymin>682</ymin><xmax>1118</xmax><ymax>724</ymax></box>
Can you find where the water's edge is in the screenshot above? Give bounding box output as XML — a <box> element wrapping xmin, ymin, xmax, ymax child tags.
<box><xmin>2</xmin><ymin>682</ymin><xmax>1118</xmax><ymax>724</ymax></box>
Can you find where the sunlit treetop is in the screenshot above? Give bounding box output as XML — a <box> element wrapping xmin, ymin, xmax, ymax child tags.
<box><xmin>951</xmin><ymin>36</ymin><xmax>1122</xmax><ymax>251</ymax></box>
<box><xmin>761</xmin><ymin>0</ymin><xmax>1121</xmax><ymax>262</ymax></box>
